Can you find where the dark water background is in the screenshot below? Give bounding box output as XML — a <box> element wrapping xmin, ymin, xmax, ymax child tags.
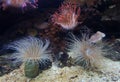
<box><xmin>0</xmin><ymin>0</ymin><xmax>64</xmax><ymax>34</ymax></box>
<box><xmin>0</xmin><ymin>0</ymin><xmax>120</xmax><ymax>36</ymax></box>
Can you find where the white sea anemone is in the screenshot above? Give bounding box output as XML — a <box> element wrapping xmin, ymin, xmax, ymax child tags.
<box><xmin>7</xmin><ymin>36</ymin><xmax>52</xmax><ymax>64</ymax></box>
<box><xmin>67</xmin><ymin>33</ymin><xmax>105</xmax><ymax>69</ymax></box>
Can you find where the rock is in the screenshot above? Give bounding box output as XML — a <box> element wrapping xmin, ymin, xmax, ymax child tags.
<box><xmin>34</xmin><ymin>22</ymin><xmax>50</xmax><ymax>30</ymax></box>
<box><xmin>111</xmin><ymin>76</ymin><xmax>119</xmax><ymax>81</ymax></box>
<box><xmin>27</xmin><ymin>28</ymin><xmax>37</xmax><ymax>36</ymax></box>
<box><xmin>104</xmin><ymin>39</ymin><xmax>120</xmax><ymax>61</ymax></box>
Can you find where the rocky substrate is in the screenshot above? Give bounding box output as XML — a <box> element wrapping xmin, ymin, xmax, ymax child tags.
<box><xmin>0</xmin><ymin>58</ymin><xmax>120</xmax><ymax>82</ymax></box>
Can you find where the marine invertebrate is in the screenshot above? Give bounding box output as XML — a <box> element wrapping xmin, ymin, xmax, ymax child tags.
<box><xmin>1</xmin><ymin>0</ymin><xmax>38</xmax><ymax>11</ymax></box>
<box><xmin>51</xmin><ymin>2</ymin><xmax>80</xmax><ymax>30</ymax></box>
<box><xmin>7</xmin><ymin>36</ymin><xmax>52</xmax><ymax>63</ymax></box>
<box><xmin>7</xmin><ymin>36</ymin><xmax>52</xmax><ymax>78</ymax></box>
<box><xmin>89</xmin><ymin>31</ymin><xmax>106</xmax><ymax>43</ymax></box>
<box><xmin>67</xmin><ymin>31</ymin><xmax>105</xmax><ymax>70</ymax></box>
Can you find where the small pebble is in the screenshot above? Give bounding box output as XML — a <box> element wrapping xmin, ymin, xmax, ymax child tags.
<box><xmin>111</xmin><ymin>76</ymin><xmax>119</xmax><ymax>81</ymax></box>
<box><xmin>102</xmin><ymin>77</ymin><xmax>109</xmax><ymax>82</ymax></box>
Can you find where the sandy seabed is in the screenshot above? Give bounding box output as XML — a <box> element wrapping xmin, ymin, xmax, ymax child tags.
<box><xmin>0</xmin><ymin>58</ymin><xmax>120</xmax><ymax>82</ymax></box>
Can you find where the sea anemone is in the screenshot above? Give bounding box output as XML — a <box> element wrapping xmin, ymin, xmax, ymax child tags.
<box><xmin>67</xmin><ymin>33</ymin><xmax>105</xmax><ymax>70</ymax></box>
<box><xmin>51</xmin><ymin>2</ymin><xmax>80</xmax><ymax>30</ymax></box>
<box><xmin>7</xmin><ymin>36</ymin><xmax>52</xmax><ymax>78</ymax></box>
<box><xmin>7</xmin><ymin>36</ymin><xmax>52</xmax><ymax>63</ymax></box>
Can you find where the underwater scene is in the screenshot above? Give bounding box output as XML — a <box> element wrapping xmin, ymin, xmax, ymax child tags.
<box><xmin>0</xmin><ymin>0</ymin><xmax>120</xmax><ymax>82</ymax></box>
